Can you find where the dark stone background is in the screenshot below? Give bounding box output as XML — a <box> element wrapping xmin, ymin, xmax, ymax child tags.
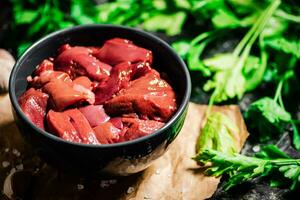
<box><xmin>1</xmin><ymin>0</ymin><xmax>300</xmax><ymax>199</ymax></box>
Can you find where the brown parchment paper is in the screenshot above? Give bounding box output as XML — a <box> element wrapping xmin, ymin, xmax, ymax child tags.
<box><xmin>0</xmin><ymin>94</ymin><xmax>248</xmax><ymax>200</ymax></box>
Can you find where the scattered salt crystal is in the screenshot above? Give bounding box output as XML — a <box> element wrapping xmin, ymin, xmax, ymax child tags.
<box><xmin>252</xmin><ymin>145</ymin><xmax>260</xmax><ymax>152</ymax></box>
<box><xmin>127</xmin><ymin>187</ymin><xmax>135</xmax><ymax>194</ymax></box>
<box><xmin>155</xmin><ymin>169</ymin><xmax>160</xmax><ymax>175</ymax></box>
<box><xmin>109</xmin><ymin>179</ymin><xmax>117</xmax><ymax>184</ymax></box>
<box><xmin>16</xmin><ymin>164</ymin><xmax>23</xmax><ymax>170</ymax></box>
<box><xmin>100</xmin><ymin>179</ymin><xmax>117</xmax><ymax>188</ymax></box>
<box><xmin>100</xmin><ymin>181</ymin><xmax>110</xmax><ymax>188</ymax></box>
<box><xmin>4</xmin><ymin>148</ymin><xmax>9</xmax><ymax>153</ymax></box>
<box><xmin>12</xmin><ymin>149</ymin><xmax>21</xmax><ymax>157</ymax></box>
<box><xmin>2</xmin><ymin>161</ymin><xmax>10</xmax><ymax>168</ymax></box>
<box><xmin>77</xmin><ymin>184</ymin><xmax>84</xmax><ymax>190</ymax></box>
<box><xmin>144</xmin><ymin>194</ymin><xmax>151</xmax><ymax>199</ymax></box>
<box><xmin>167</xmin><ymin>174</ymin><xmax>171</xmax><ymax>178</ymax></box>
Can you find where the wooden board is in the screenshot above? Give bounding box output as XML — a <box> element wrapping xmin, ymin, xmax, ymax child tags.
<box><xmin>0</xmin><ymin>94</ymin><xmax>248</xmax><ymax>200</ymax></box>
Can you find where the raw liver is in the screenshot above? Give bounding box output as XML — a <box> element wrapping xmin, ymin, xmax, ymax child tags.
<box><xmin>120</xmin><ymin>118</ymin><xmax>164</xmax><ymax>141</ymax></box>
<box><xmin>43</xmin><ymin>79</ymin><xmax>94</xmax><ymax>111</ymax></box>
<box><xmin>79</xmin><ymin>105</ymin><xmax>110</xmax><ymax>127</ymax></box>
<box><xmin>94</xmin><ymin>61</ymin><xmax>151</xmax><ymax>104</ymax></box>
<box><xmin>18</xmin><ymin>88</ymin><xmax>49</xmax><ymax>130</ymax></box>
<box><xmin>55</xmin><ymin>46</ymin><xmax>111</xmax><ymax>81</ymax></box>
<box><xmin>93</xmin><ymin>38</ymin><xmax>152</xmax><ymax>66</ymax></box>
<box><xmin>104</xmin><ymin>70</ymin><xmax>177</xmax><ymax>122</ymax></box>
<box><xmin>93</xmin><ymin>122</ymin><xmax>121</xmax><ymax>144</ymax></box>
<box><xmin>47</xmin><ymin>109</ymin><xmax>99</xmax><ymax>144</ymax></box>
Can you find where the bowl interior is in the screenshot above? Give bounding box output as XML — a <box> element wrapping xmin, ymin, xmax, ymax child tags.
<box><xmin>10</xmin><ymin>25</ymin><xmax>190</xmax><ymax>146</ymax></box>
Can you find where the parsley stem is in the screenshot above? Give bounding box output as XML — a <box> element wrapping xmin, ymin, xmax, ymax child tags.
<box><xmin>273</xmin><ymin>79</ymin><xmax>283</xmax><ymax>103</ymax></box>
<box><xmin>275</xmin><ymin>9</ymin><xmax>300</xmax><ymax>23</ymax></box>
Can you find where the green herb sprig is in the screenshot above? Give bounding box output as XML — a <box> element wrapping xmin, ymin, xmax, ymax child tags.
<box><xmin>194</xmin><ymin>146</ymin><xmax>300</xmax><ymax>190</ymax></box>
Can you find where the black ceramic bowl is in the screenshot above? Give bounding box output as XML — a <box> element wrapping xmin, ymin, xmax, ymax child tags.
<box><xmin>9</xmin><ymin>25</ymin><xmax>191</xmax><ymax>175</ymax></box>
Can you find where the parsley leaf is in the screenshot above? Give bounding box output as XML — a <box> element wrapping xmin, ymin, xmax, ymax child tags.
<box><xmin>194</xmin><ymin>147</ymin><xmax>300</xmax><ymax>190</ymax></box>
<box><xmin>196</xmin><ymin>112</ymin><xmax>239</xmax><ymax>155</ymax></box>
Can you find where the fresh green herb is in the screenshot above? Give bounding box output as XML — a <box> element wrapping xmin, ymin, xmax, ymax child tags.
<box><xmin>196</xmin><ymin>112</ymin><xmax>239</xmax><ymax>155</ymax></box>
<box><xmin>265</xmin><ymin>38</ymin><xmax>300</xmax><ymax>59</ymax></box>
<box><xmin>245</xmin><ymin>78</ymin><xmax>300</xmax><ymax>149</ymax></box>
<box><xmin>204</xmin><ymin>0</ymin><xmax>280</xmax><ymax>103</ymax></box>
<box><xmin>194</xmin><ymin>146</ymin><xmax>300</xmax><ymax>190</ymax></box>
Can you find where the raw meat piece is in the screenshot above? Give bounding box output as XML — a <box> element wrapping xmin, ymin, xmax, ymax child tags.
<box><xmin>104</xmin><ymin>70</ymin><xmax>177</xmax><ymax>122</ymax></box>
<box><xmin>64</xmin><ymin>109</ymin><xmax>99</xmax><ymax>144</ymax></box>
<box><xmin>120</xmin><ymin>118</ymin><xmax>164</xmax><ymax>141</ymax></box>
<box><xmin>18</xmin><ymin>88</ymin><xmax>49</xmax><ymax>130</ymax></box>
<box><xmin>47</xmin><ymin>110</ymin><xmax>81</xmax><ymax>143</ymax></box>
<box><xmin>28</xmin><ymin>70</ymin><xmax>72</xmax><ymax>88</ymax></box>
<box><xmin>47</xmin><ymin>109</ymin><xmax>99</xmax><ymax>144</ymax></box>
<box><xmin>109</xmin><ymin>117</ymin><xmax>123</xmax><ymax>130</ymax></box>
<box><xmin>73</xmin><ymin>76</ymin><xmax>92</xmax><ymax>90</ymax></box>
<box><xmin>93</xmin><ymin>122</ymin><xmax>121</xmax><ymax>144</ymax></box>
<box><xmin>93</xmin><ymin>38</ymin><xmax>152</xmax><ymax>65</ymax></box>
<box><xmin>94</xmin><ymin>61</ymin><xmax>151</xmax><ymax>104</ymax></box>
<box><xmin>79</xmin><ymin>105</ymin><xmax>110</xmax><ymax>127</ymax></box>
<box><xmin>55</xmin><ymin>46</ymin><xmax>111</xmax><ymax>81</ymax></box>
<box><xmin>43</xmin><ymin>79</ymin><xmax>94</xmax><ymax>111</ymax></box>
<box><xmin>34</xmin><ymin>59</ymin><xmax>54</xmax><ymax>76</ymax></box>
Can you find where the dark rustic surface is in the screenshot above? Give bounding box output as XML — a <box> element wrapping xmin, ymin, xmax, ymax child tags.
<box><xmin>1</xmin><ymin>1</ymin><xmax>300</xmax><ymax>199</ymax></box>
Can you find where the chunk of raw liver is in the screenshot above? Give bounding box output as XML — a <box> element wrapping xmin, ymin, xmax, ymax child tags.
<box><xmin>104</xmin><ymin>70</ymin><xmax>177</xmax><ymax>122</ymax></box>
<box><xmin>93</xmin><ymin>38</ymin><xmax>152</xmax><ymax>66</ymax></box>
<box><xmin>93</xmin><ymin>122</ymin><xmax>121</xmax><ymax>144</ymax></box>
<box><xmin>28</xmin><ymin>70</ymin><xmax>72</xmax><ymax>88</ymax></box>
<box><xmin>64</xmin><ymin>109</ymin><xmax>99</xmax><ymax>144</ymax></box>
<box><xmin>79</xmin><ymin>105</ymin><xmax>110</xmax><ymax>127</ymax></box>
<box><xmin>73</xmin><ymin>76</ymin><xmax>93</xmax><ymax>90</ymax></box>
<box><xmin>120</xmin><ymin>118</ymin><xmax>164</xmax><ymax>141</ymax></box>
<box><xmin>34</xmin><ymin>59</ymin><xmax>54</xmax><ymax>76</ymax></box>
<box><xmin>47</xmin><ymin>109</ymin><xmax>99</xmax><ymax>144</ymax></box>
<box><xmin>55</xmin><ymin>46</ymin><xmax>111</xmax><ymax>81</ymax></box>
<box><xmin>18</xmin><ymin>88</ymin><xmax>49</xmax><ymax>130</ymax></box>
<box><xmin>94</xmin><ymin>62</ymin><xmax>151</xmax><ymax>104</ymax></box>
<box><xmin>47</xmin><ymin>110</ymin><xmax>81</xmax><ymax>143</ymax></box>
<box><xmin>43</xmin><ymin>79</ymin><xmax>94</xmax><ymax>111</ymax></box>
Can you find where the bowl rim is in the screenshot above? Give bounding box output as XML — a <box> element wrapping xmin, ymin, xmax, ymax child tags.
<box><xmin>9</xmin><ymin>24</ymin><xmax>191</xmax><ymax>148</ymax></box>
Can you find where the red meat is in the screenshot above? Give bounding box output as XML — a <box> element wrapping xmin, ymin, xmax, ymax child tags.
<box><xmin>109</xmin><ymin>117</ymin><xmax>123</xmax><ymax>130</ymax></box>
<box><xmin>93</xmin><ymin>122</ymin><xmax>121</xmax><ymax>144</ymax></box>
<box><xmin>79</xmin><ymin>105</ymin><xmax>110</xmax><ymax>127</ymax></box>
<box><xmin>94</xmin><ymin>61</ymin><xmax>151</xmax><ymax>104</ymax></box>
<box><xmin>43</xmin><ymin>79</ymin><xmax>95</xmax><ymax>111</ymax></box>
<box><xmin>18</xmin><ymin>88</ymin><xmax>49</xmax><ymax>130</ymax></box>
<box><xmin>120</xmin><ymin>118</ymin><xmax>164</xmax><ymax>141</ymax></box>
<box><xmin>55</xmin><ymin>46</ymin><xmax>111</xmax><ymax>81</ymax></box>
<box><xmin>47</xmin><ymin>109</ymin><xmax>99</xmax><ymax>144</ymax></box>
<box><xmin>64</xmin><ymin>109</ymin><xmax>99</xmax><ymax>144</ymax></box>
<box><xmin>93</xmin><ymin>38</ymin><xmax>152</xmax><ymax>66</ymax></box>
<box><xmin>28</xmin><ymin>70</ymin><xmax>72</xmax><ymax>88</ymax></box>
<box><xmin>47</xmin><ymin>110</ymin><xmax>82</xmax><ymax>143</ymax></box>
<box><xmin>104</xmin><ymin>70</ymin><xmax>177</xmax><ymax>122</ymax></box>
<box><xmin>73</xmin><ymin>76</ymin><xmax>93</xmax><ymax>90</ymax></box>
<box><xmin>34</xmin><ymin>59</ymin><xmax>54</xmax><ymax>76</ymax></box>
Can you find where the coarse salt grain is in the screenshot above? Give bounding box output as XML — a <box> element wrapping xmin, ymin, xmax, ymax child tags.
<box><xmin>127</xmin><ymin>187</ymin><xmax>135</xmax><ymax>194</ymax></box>
<box><xmin>144</xmin><ymin>194</ymin><xmax>151</xmax><ymax>199</ymax></box>
<box><xmin>2</xmin><ymin>161</ymin><xmax>10</xmax><ymax>168</ymax></box>
<box><xmin>12</xmin><ymin>149</ymin><xmax>21</xmax><ymax>157</ymax></box>
<box><xmin>16</xmin><ymin>164</ymin><xmax>23</xmax><ymax>170</ymax></box>
<box><xmin>252</xmin><ymin>145</ymin><xmax>260</xmax><ymax>152</ymax></box>
<box><xmin>4</xmin><ymin>148</ymin><xmax>9</xmax><ymax>153</ymax></box>
<box><xmin>77</xmin><ymin>184</ymin><xmax>84</xmax><ymax>190</ymax></box>
<box><xmin>100</xmin><ymin>179</ymin><xmax>117</xmax><ymax>188</ymax></box>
